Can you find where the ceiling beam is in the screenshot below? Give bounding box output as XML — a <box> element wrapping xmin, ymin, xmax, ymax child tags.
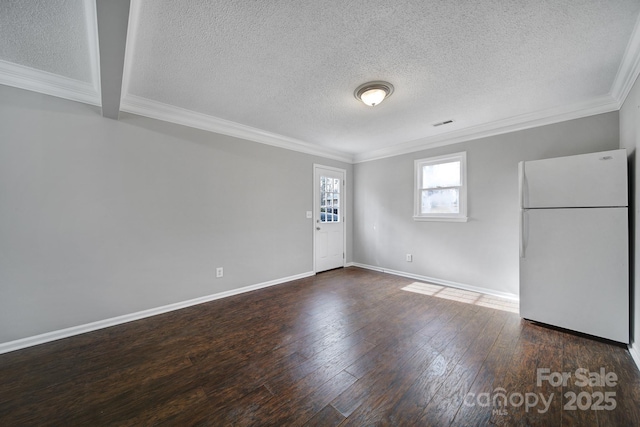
<box><xmin>96</xmin><ymin>0</ymin><xmax>130</xmax><ymax>119</ymax></box>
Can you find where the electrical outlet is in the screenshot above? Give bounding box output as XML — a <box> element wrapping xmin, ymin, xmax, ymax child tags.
<box><xmin>216</xmin><ymin>267</ymin><xmax>223</xmax><ymax>278</ymax></box>
<box><xmin>406</xmin><ymin>254</ymin><xmax>412</xmax><ymax>262</ymax></box>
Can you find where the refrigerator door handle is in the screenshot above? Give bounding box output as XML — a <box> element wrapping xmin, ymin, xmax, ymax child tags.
<box><xmin>519</xmin><ymin>210</ymin><xmax>526</xmax><ymax>258</ymax></box>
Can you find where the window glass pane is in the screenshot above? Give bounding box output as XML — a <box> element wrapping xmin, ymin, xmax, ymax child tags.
<box><xmin>319</xmin><ymin>176</ymin><xmax>340</xmax><ymax>223</ymax></box>
<box><xmin>421</xmin><ymin>188</ymin><xmax>459</xmax><ymax>214</ymax></box>
<box><xmin>422</xmin><ymin>161</ymin><xmax>460</xmax><ymax>189</ymax></box>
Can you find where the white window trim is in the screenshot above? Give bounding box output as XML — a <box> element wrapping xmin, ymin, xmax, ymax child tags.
<box><xmin>413</xmin><ymin>151</ymin><xmax>468</xmax><ymax>222</ymax></box>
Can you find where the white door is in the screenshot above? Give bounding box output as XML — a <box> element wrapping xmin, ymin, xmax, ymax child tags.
<box><xmin>314</xmin><ymin>165</ymin><xmax>345</xmax><ymax>273</ymax></box>
<box><xmin>519</xmin><ymin>207</ymin><xmax>629</xmax><ymax>343</ymax></box>
<box><xmin>519</xmin><ymin>149</ymin><xmax>627</xmax><ymax>209</ymax></box>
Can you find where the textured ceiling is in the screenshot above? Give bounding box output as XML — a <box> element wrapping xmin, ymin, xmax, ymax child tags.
<box><xmin>1</xmin><ymin>1</ymin><xmax>640</xmax><ymax>162</ymax></box>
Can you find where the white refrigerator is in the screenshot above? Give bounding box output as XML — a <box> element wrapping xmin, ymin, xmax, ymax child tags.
<box><xmin>519</xmin><ymin>149</ymin><xmax>629</xmax><ymax>343</ymax></box>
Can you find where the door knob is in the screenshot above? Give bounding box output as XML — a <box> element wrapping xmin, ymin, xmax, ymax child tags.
<box><xmin>316</xmin><ymin>227</ymin><xmax>321</xmax><ymax>230</ymax></box>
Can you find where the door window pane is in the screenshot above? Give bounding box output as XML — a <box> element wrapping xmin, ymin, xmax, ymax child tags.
<box><xmin>320</xmin><ymin>176</ymin><xmax>340</xmax><ymax>222</ymax></box>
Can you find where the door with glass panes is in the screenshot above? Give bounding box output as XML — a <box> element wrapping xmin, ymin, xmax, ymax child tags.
<box><xmin>314</xmin><ymin>165</ymin><xmax>345</xmax><ymax>272</ymax></box>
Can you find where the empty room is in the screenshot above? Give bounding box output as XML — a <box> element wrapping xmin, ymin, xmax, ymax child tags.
<box><xmin>2</xmin><ymin>1</ymin><xmax>640</xmax><ymax>426</ymax></box>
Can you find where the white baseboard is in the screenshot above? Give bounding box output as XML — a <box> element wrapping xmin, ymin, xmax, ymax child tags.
<box><xmin>350</xmin><ymin>263</ymin><xmax>519</xmax><ymax>301</ymax></box>
<box><xmin>0</xmin><ymin>271</ymin><xmax>315</xmax><ymax>355</ymax></box>
<box><xmin>629</xmin><ymin>344</ymin><xmax>640</xmax><ymax>372</ymax></box>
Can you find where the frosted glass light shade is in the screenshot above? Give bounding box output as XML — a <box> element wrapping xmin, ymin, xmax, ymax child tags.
<box><xmin>360</xmin><ymin>88</ymin><xmax>387</xmax><ymax>106</ymax></box>
<box><xmin>354</xmin><ymin>81</ymin><xmax>394</xmax><ymax>107</ymax></box>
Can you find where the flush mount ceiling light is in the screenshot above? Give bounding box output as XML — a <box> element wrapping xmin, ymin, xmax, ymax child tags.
<box><xmin>354</xmin><ymin>81</ymin><xmax>394</xmax><ymax>107</ymax></box>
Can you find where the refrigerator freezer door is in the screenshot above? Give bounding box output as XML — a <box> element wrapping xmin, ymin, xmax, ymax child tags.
<box><xmin>519</xmin><ymin>207</ymin><xmax>629</xmax><ymax>343</ymax></box>
<box><xmin>520</xmin><ymin>149</ymin><xmax>627</xmax><ymax>209</ymax></box>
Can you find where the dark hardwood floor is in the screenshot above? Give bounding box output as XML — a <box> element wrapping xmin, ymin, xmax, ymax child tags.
<box><xmin>1</xmin><ymin>267</ymin><xmax>639</xmax><ymax>426</ymax></box>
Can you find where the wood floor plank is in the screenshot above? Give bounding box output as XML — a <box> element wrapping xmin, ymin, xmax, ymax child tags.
<box><xmin>578</xmin><ymin>338</ymin><xmax>640</xmax><ymax>427</ymax></box>
<box><xmin>411</xmin><ymin>310</ymin><xmax>510</xmax><ymax>426</ymax></box>
<box><xmin>338</xmin><ymin>342</ymin><xmax>441</xmax><ymax>426</ymax></box>
<box><xmin>334</xmin><ymin>298</ymin><xmax>494</xmax><ymax>423</ymax></box>
<box><xmin>448</xmin><ymin>312</ymin><xmax>524</xmax><ymax>426</ymax></box>
<box><xmin>255</xmin><ymin>370</ymin><xmax>358</xmax><ymax>426</ymax></box>
<box><xmin>373</xmin><ymin>305</ymin><xmax>506</xmax><ymax>426</ymax></box>
<box><xmin>1</xmin><ymin>267</ymin><xmax>638</xmax><ymax>426</ymax></box>
<box><xmin>303</xmin><ymin>404</ymin><xmax>346</xmax><ymax>427</ymax></box>
<box><xmin>489</xmin><ymin>321</ymin><xmax>565</xmax><ymax>426</ymax></box>
<box><xmin>561</xmin><ymin>332</ymin><xmax>603</xmax><ymax>426</ymax></box>
<box><xmin>197</xmin><ymin>384</ymin><xmax>275</xmax><ymax>426</ymax></box>
<box><xmin>261</xmin><ymin>334</ymin><xmax>376</xmax><ymax>400</ymax></box>
<box><xmin>117</xmin><ymin>387</ymin><xmax>209</xmax><ymax>426</ymax></box>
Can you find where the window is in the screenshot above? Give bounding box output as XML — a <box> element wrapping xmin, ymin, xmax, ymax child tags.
<box><xmin>414</xmin><ymin>151</ymin><xmax>467</xmax><ymax>222</ymax></box>
<box><xmin>320</xmin><ymin>176</ymin><xmax>340</xmax><ymax>222</ymax></box>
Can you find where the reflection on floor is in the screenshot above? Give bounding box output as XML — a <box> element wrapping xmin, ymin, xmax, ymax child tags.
<box><xmin>401</xmin><ymin>281</ymin><xmax>519</xmax><ymax>314</ymax></box>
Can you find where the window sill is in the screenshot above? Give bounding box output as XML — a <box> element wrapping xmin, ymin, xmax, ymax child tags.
<box><xmin>413</xmin><ymin>216</ymin><xmax>468</xmax><ymax>223</ymax></box>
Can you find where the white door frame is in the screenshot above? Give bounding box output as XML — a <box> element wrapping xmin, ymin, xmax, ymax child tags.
<box><xmin>313</xmin><ymin>164</ymin><xmax>347</xmax><ymax>273</ymax></box>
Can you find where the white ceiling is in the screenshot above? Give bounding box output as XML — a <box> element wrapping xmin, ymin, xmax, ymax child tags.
<box><xmin>2</xmin><ymin>1</ymin><xmax>640</xmax><ymax>163</ymax></box>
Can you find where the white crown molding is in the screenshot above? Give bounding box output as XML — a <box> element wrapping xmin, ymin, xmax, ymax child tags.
<box><xmin>0</xmin><ymin>60</ymin><xmax>101</xmax><ymax>107</ymax></box>
<box><xmin>351</xmin><ymin>263</ymin><xmax>519</xmax><ymax>301</ymax></box>
<box><xmin>119</xmin><ymin>91</ymin><xmax>619</xmax><ymax>165</ymax></box>
<box><xmin>353</xmin><ymin>95</ymin><xmax>620</xmax><ymax>163</ymax></box>
<box><xmin>611</xmin><ymin>11</ymin><xmax>640</xmax><ymax>106</ymax></box>
<box><xmin>0</xmin><ymin>270</ymin><xmax>315</xmax><ymax>355</ymax></box>
<box><xmin>120</xmin><ymin>94</ymin><xmax>354</xmax><ymax>163</ymax></box>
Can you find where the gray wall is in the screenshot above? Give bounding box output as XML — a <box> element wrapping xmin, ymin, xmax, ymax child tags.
<box><xmin>0</xmin><ymin>85</ymin><xmax>353</xmax><ymax>343</ymax></box>
<box><xmin>620</xmin><ymin>76</ymin><xmax>640</xmax><ymax>355</ymax></box>
<box><xmin>353</xmin><ymin>112</ymin><xmax>620</xmax><ymax>295</ymax></box>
